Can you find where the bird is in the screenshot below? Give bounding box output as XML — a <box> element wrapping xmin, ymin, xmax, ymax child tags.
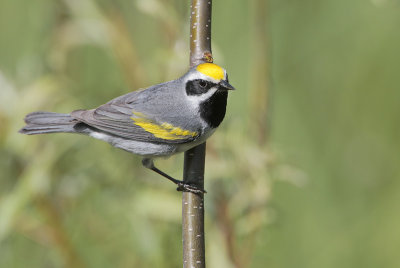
<box><xmin>19</xmin><ymin>63</ymin><xmax>235</xmax><ymax>193</ymax></box>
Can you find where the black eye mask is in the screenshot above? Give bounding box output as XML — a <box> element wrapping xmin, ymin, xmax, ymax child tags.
<box><xmin>185</xmin><ymin>79</ymin><xmax>218</xmax><ymax>96</ymax></box>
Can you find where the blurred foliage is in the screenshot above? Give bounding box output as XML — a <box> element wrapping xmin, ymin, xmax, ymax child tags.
<box><xmin>0</xmin><ymin>0</ymin><xmax>399</xmax><ymax>268</ymax></box>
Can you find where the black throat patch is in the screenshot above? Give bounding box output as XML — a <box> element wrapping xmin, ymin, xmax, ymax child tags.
<box><xmin>199</xmin><ymin>90</ymin><xmax>228</xmax><ymax>129</ymax></box>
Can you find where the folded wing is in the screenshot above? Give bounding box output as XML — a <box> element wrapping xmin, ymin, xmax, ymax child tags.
<box><xmin>71</xmin><ymin>91</ymin><xmax>199</xmax><ymax>144</ymax></box>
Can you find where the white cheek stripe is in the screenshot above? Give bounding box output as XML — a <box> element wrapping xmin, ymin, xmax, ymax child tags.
<box><xmin>187</xmin><ymin>87</ymin><xmax>218</xmax><ymax>104</ymax></box>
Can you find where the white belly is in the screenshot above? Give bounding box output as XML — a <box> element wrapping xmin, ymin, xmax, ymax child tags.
<box><xmin>89</xmin><ymin>127</ymin><xmax>216</xmax><ymax>157</ymax></box>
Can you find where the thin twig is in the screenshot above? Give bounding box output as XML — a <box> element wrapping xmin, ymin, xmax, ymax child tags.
<box><xmin>182</xmin><ymin>0</ymin><xmax>213</xmax><ymax>267</ymax></box>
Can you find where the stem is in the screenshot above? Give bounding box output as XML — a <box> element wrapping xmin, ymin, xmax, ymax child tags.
<box><xmin>182</xmin><ymin>145</ymin><xmax>206</xmax><ymax>268</ymax></box>
<box><xmin>182</xmin><ymin>0</ymin><xmax>213</xmax><ymax>267</ymax></box>
<box><xmin>189</xmin><ymin>0</ymin><xmax>213</xmax><ymax>67</ymax></box>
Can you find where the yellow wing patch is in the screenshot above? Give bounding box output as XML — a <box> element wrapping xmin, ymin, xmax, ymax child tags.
<box><xmin>196</xmin><ymin>63</ymin><xmax>225</xmax><ymax>81</ymax></box>
<box><xmin>131</xmin><ymin>117</ymin><xmax>198</xmax><ymax>141</ymax></box>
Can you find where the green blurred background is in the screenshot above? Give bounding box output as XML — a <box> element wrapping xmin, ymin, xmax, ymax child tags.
<box><xmin>1</xmin><ymin>0</ymin><xmax>399</xmax><ymax>267</ymax></box>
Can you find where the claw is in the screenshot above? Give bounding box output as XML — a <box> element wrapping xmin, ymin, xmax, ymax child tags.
<box><xmin>142</xmin><ymin>158</ymin><xmax>206</xmax><ymax>194</ymax></box>
<box><xmin>176</xmin><ymin>182</ymin><xmax>207</xmax><ymax>194</ymax></box>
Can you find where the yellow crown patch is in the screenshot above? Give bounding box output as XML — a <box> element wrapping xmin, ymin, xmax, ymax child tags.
<box><xmin>196</xmin><ymin>63</ymin><xmax>224</xmax><ymax>81</ymax></box>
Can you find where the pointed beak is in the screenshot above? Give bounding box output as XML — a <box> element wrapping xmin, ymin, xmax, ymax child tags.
<box><xmin>219</xmin><ymin>80</ymin><xmax>235</xmax><ymax>91</ymax></box>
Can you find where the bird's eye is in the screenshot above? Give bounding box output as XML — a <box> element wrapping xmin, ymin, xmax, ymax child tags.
<box><xmin>199</xmin><ymin>80</ymin><xmax>208</xmax><ymax>88</ymax></box>
<box><xmin>186</xmin><ymin>79</ymin><xmax>217</xmax><ymax>96</ymax></box>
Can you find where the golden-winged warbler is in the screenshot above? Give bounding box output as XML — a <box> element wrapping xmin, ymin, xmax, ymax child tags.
<box><xmin>19</xmin><ymin>63</ymin><xmax>235</xmax><ymax>193</ymax></box>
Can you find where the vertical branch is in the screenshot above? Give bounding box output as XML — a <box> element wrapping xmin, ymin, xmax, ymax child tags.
<box><xmin>182</xmin><ymin>146</ymin><xmax>206</xmax><ymax>267</ymax></box>
<box><xmin>189</xmin><ymin>0</ymin><xmax>213</xmax><ymax>67</ymax></box>
<box><xmin>182</xmin><ymin>0</ymin><xmax>213</xmax><ymax>267</ymax></box>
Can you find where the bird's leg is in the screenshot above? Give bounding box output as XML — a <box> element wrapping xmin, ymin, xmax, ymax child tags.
<box><xmin>142</xmin><ymin>158</ymin><xmax>206</xmax><ymax>194</ymax></box>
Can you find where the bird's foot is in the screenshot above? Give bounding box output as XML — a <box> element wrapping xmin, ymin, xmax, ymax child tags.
<box><xmin>176</xmin><ymin>182</ymin><xmax>207</xmax><ymax>194</ymax></box>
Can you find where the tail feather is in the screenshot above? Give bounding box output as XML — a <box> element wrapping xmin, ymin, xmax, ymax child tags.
<box><xmin>19</xmin><ymin>111</ymin><xmax>79</xmax><ymax>135</ymax></box>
